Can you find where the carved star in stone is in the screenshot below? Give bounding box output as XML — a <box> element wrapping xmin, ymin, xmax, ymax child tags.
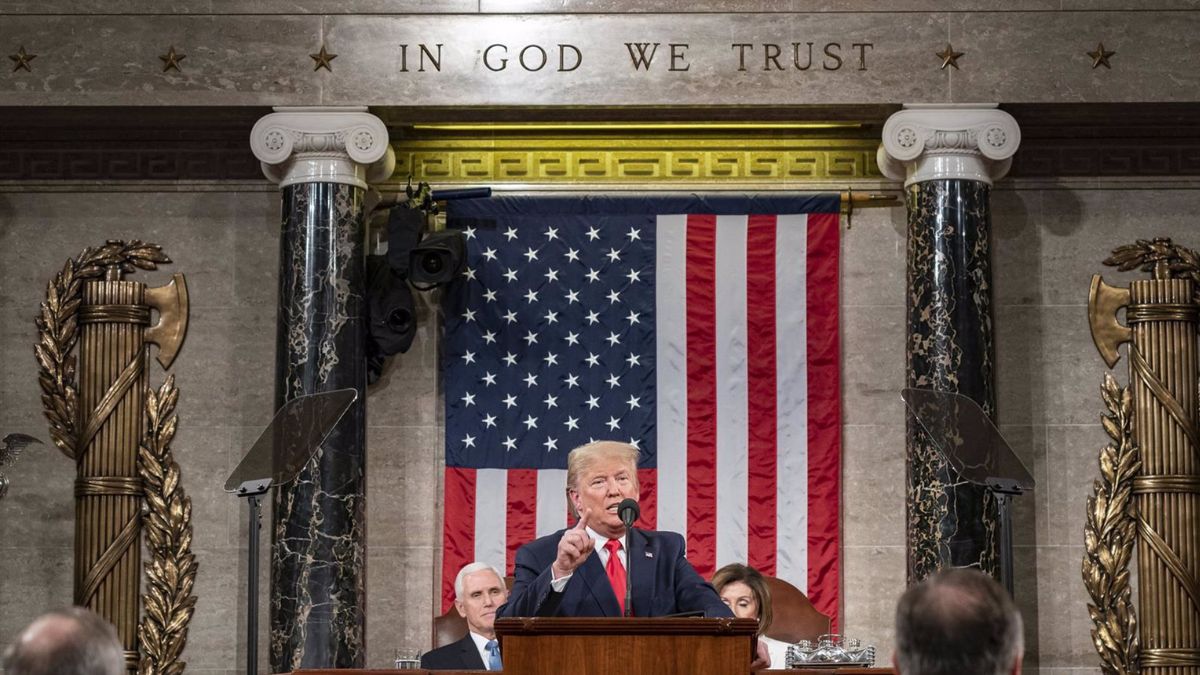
<box><xmin>159</xmin><ymin>46</ymin><xmax>186</xmax><ymax>73</ymax></box>
<box><xmin>310</xmin><ymin>44</ymin><xmax>337</xmax><ymax>72</ymax></box>
<box><xmin>9</xmin><ymin>46</ymin><xmax>36</xmax><ymax>73</ymax></box>
<box><xmin>1087</xmin><ymin>42</ymin><xmax>1116</xmax><ymax>69</ymax></box>
<box><xmin>935</xmin><ymin>43</ymin><xmax>964</xmax><ymax>70</ymax></box>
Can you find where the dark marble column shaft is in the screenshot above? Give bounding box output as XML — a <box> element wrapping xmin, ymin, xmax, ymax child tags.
<box><xmin>904</xmin><ymin>179</ymin><xmax>998</xmax><ymax>583</ymax></box>
<box><xmin>270</xmin><ymin>182</ymin><xmax>368</xmax><ymax>671</ymax></box>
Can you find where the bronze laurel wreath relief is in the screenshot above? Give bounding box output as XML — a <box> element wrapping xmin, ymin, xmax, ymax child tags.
<box><xmin>1082</xmin><ymin>374</ymin><xmax>1139</xmax><ymax>675</ymax></box>
<box><xmin>35</xmin><ymin>240</ymin><xmax>197</xmax><ymax>675</ymax></box>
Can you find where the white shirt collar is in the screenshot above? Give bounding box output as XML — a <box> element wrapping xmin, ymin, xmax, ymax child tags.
<box><xmin>467</xmin><ymin>631</ymin><xmax>497</xmax><ymax>670</ymax></box>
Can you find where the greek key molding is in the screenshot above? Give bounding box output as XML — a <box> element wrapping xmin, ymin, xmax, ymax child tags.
<box><xmin>391</xmin><ymin>136</ymin><xmax>883</xmax><ymax>184</ymax></box>
<box><xmin>877</xmin><ymin>104</ymin><xmax>1021</xmax><ymax>187</ymax></box>
<box><xmin>250</xmin><ymin>107</ymin><xmax>395</xmax><ymax>189</ymax></box>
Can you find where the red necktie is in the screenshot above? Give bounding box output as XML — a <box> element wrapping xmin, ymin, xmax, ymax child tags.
<box><xmin>605</xmin><ymin>538</ymin><xmax>627</xmax><ymax>615</ymax></box>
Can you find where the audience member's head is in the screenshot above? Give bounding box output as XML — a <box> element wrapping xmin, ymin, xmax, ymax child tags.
<box><xmin>711</xmin><ymin>563</ymin><xmax>773</xmax><ymax>635</ymax></box>
<box><xmin>894</xmin><ymin>568</ymin><xmax>1023</xmax><ymax>675</ymax></box>
<box><xmin>2</xmin><ymin>607</ymin><xmax>125</xmax><ymax>675</ymax></box>
<box><xmin>453</xmin><ymin>562</ymin><xmax>508</xmax><ymax>640</ymax></box>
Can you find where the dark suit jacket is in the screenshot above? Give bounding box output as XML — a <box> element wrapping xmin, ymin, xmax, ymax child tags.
<box><xmin>420</xmin><ymin>633</ymin><xmax>486</xmax><ymax>671</ymax></box>
<box><xmin>497</xmin><ymin>527</ymin><xmax>734</xmax><ymax>619</ymax></box>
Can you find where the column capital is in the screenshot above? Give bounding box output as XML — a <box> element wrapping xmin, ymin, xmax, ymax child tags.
<box><xmin>250</xmin><ymin>106</ymin><xmax>395</xmax><ymax>190</ymax></box>
<box><xmin>877</xmin><ymin>104</ymin><xmax>1021</xmax><ymax>187</ymax></box>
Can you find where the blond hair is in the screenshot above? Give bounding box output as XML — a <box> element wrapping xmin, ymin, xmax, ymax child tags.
<box><xmin>565</xmin><ymin>441</ymin><xmax>640</xmax><ymax>518</ymax></box>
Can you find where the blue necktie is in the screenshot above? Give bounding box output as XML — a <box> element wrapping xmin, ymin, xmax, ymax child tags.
<box><xmin>485</xmin><ymin>639</ymin><xmax>502</xmax><ymax>671</ymax></box>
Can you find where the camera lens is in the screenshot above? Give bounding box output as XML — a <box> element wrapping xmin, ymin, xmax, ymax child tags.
<box><xmin>421</xmin><ymin>252</ymin><xmax>445</xmax><ymax>275</ymax></box>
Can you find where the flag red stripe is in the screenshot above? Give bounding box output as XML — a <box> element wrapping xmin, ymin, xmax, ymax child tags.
<box><xmin>685</xmin><ymin>214</ymin><xmax>718</xmax><ymax>577</ymax></box>
<box><xmin>746</xmin><ymin>214</ymin><xmax>779</xmax><ymax>575</ymax></box>
<box><xmin>506</xmin><ymin>469</ymin><xmax>538</xmax><ymax>575</ymax></box>
<box><xmin>805</xmin><ymin>212</ymin><xmax>842</xmax><ymax>629</ymax></box>
<box><xmin>637</xmin><ymin>468</ymin><xmax>658</xmax><ymax>530</ymax></box>
<box><xmin>442</xmin><ymin>467</ymin><xmax>476</xmax><ymax>613</ymax></box>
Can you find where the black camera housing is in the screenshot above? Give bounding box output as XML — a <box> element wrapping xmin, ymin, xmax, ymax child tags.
<box><xmin>409</xmin><ymin>229</ymin><xmax>466</xmax><ymax>287</ymax></box>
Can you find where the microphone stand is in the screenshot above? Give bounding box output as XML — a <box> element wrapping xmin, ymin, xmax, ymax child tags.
<box><xmin>618</xmin><ymin>498</ymin><xmax>639</xmax><ymax>617</ymax></box>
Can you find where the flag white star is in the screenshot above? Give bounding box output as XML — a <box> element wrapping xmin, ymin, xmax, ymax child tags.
<box><xmin>503</xmin><ymin>436</ymin><xmax>517</xmax><ymax>451</ymax></box>
<box><xmin>607</xmin><ymin>248</ymin><xmax>621</xmax><ymax>263</ymax></box>
<box><xmin>524</xmin><ymin>288</ymin><xmax>539</xmax><ymax>304</ymax></box>
<box><xmin>607</xmin><ymin>289</ymin><xmax>621</xmax><ymax>304</ymax></box>
<box><xmin>523</xmin><ymin>330</ymin><xmax>538</xmax><ymax>345</ymax></box>
<box><xmin>544</xmin><ymin>268</ymin><xmax>560</xmax><ymax>282</ymax></box>
<box><xmin>586</xmin><ymin>395</ymin><xmax>601</xmax><ymax>409</ymax></box>
<box><xmin>543</xmin><ymin>394</ymin><xmax>558</xmax><ymax>408</ymax></box>
<box><xmin>462</xmin><ymin>351</ymin><xmax>476</xmax><ymax>365</ymax></box>
<box><xmin>502</xmin><ymin>394</ymin><xmax>518</xmax><ymax>408</ymax></box>
<box><xmin>483</xmin><ymin>413</ymin><xmax>497</xmax><ymax>428</ymax></box>
<box><xmin>626</xmin><ymin>395</ymin><xmax>641</xmax><ymax>409</ymax></box>
<box><xmin>585</xmin><ymin>352</ymin><xmax>601</xmax><ymax>367</ymax></box>
<box><xmin>481</xmin><ymin>371</ymin><xmax>497</xmax><ymax>386</ymax></box>
<box><xmin>564</xmin><ymin>289</ymin><xmax>580</xmax><ymax>304</ymax></box>
<box><xmin>503</xmin><ymin>310</ymin><xmax>518</xmax><ymax>324</ymax></box>
<box><xmin>461</xmin><ymin>391</ymin><xmax>476</xmax><ymax>406</ymax></box>
<box><xmin>503</xmin><ymin>226</ymin><xmax>519</xmax><ymax>241</ymax></box>
<box><xmin>545</xmin><ymin>226</ymin><xmax>559</xmax><ymax>240</ymax></box>
<box><xmin>462</xmin><ymin>308</ymin><xmax>477</xmax><ymax>322</ymax></box>
<box><xmin>482</xmin><ymin>247</ymin><xmax>498</xmax><ymax>261</ymax></box>
<box><xmin>483</xmin><ymin>289</ymin><xmax>498</xmax><ymax>303</ymax></box>
<box><xmin>464</xmin><ymin>226</ymin><xmax>478</xmax><ymax>240</ymax></box>
<box><xmin>523</xmin><ymin>414</ymin><xmax>539</xmax><ymax>430</ymax></box>
<box><xmin>463</xmin><ymin>267</ymin><xmax>477</xmax><ymax>281</ymax></box>
<box><xmin>544</xmin><ymin>352</ymin><xmax>559</xmax><ymax>366</ymax></box>
<box><xmin>606</xmin><ymin>373</ymin><xmax>621</xmax><ymax>388</ymax></box>
<box><xmin>629</xmin><ymin>437</ymin><xmax>641</xmax><ymax>449</ymax></box>
<box><xmin>606</xmin><ymin>331</ymin><xmax>621</xmax><ymax>347</ymax></box>
<box><xmin>626</xmin><ymin>269</ymin><xmax>642</xmax><ymax>283</ymax></box>
<box><xmin>463</xmin><ymin>434</ymin><xmax>476</xmax><ymax>448</ymax></box>
<box><xmin>524</xmin><ymin>372</ymin><xmax>539</xmax><ymax>387</ymax></box>
<box><xmin>586</xmin><ymin>226</ymin><xmax>602</xmax><ymax>241</ymax></box>
<box><xmin>503</xmin><ymin>268</ymin><xmax>519</xmax><ymax>283</ymax></box>
<box><xmin>544</xmin><ymin>310</ymin><xmax>559</xmax><ymax>324</ymax></box>
<box><xmin>524</xmin><ymin>247</ymin><xmax>540</xmax><ymax>263</ymax></box>
<box><xmin>482</xmin><ymin>330</ymin><xmax>497</xmax><ymax>344</ymax></box>
<box><xmin>564</xmin><ymin>248</ymin><xmax>580</xmax><ymax>263</ymax></box>
<box><xmin>564</xmin><ymin>373</ymin><xmax>580</xmax><ymax>388</ymax></box>
<box><xmin>564</xmin><ymin>331</ymin><xmax>580</xmax><ymax>346</ymax></box>
<box><xmin>626</xmin><ymin>353</ymin><xmax>641</xmax><ymax>367</ymax></box>
<box><xmin>585</xmin><ymin>310</ymin><xmax>601</xmax><ymax>325</ymax></box>
<box><xmin>585</xmin><ymin>268</ymin><xmax>601</xmax><ymax>283</ymax></box>
<box><xmin>502</xmin><ymin>352</ymin><xmax>518</xmax><ymax>367</ymax></box>
<box><xmin>543</xmin><ymin>437</ymin><xmax>558</xmax><ymax>452</ymax></box>
<box><xmin>625</xmin><ymin>311</ymin><xmax>640</xmax><ymax>325</ymax></box>
<box><xmin>606</xmin><ymin>416</ymin><xmax>621</xmax><ymax>431</ymax></box>
<box><xmin>565</xmin><ymin>416</ymin><xmax>580</xmax><ymax>431</ymax></box>
<box><xmin>626</xmin><ymin>227</ymin><xmax>641</xmax><ymax>241</ymax></box>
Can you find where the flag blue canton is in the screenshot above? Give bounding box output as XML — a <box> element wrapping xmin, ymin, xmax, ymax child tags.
<box><xmin>443</xmin><ymin>213</ymin><xmax>659</xmax><ymax>470</ymax></box>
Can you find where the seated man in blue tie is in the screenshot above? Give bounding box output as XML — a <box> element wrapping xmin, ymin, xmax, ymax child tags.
<box><xmin>498</xmin><ymin>440</ymin><xmax>734</xmax><ymax>620</ymax></box>
<box><xmin>422</xmin><ymin>562</ymin><xmax>508</xmax><ymax>671</ymax></box>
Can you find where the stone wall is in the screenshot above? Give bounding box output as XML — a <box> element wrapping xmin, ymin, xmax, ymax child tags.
<box><xmin>1</xmin><ymin>177</ymin><xmax>1187</xmax><ymax>673</ymax></box>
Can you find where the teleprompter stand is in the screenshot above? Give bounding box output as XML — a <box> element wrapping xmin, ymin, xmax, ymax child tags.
<box><xmin>223</xmin><ymin>389</ymin><xmax>358</xmax><ymax>675</ymax></box>
<box><xmin>900</xmin><ymin>388</ymin><xmax>1036</xmax><ymax>596</ymax></box>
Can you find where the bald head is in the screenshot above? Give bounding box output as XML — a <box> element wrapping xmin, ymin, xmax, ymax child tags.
<box><xmin>3</xmin><ymin>608</ymin><xmax>125</xmax><ymax>675</ymax></box>
<box><xmin>894</xmin><ymin>568</ymin><xmax>1023</xmax><ymax>675</ymax></box>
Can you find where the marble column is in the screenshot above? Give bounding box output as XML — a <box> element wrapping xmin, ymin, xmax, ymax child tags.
<box><xmin>877</xmin><ymin>105</ymin><xmax>1021</xmax><ymax>584</ymax></box>
<box><xmin>250</xmin><ymin>107</ymin><xmax>395</xmax><ymax>671</ymax></box>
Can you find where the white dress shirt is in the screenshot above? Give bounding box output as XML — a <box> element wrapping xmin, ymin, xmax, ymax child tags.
<box><xmin>550</xmin><ymin>527</ymin><xmax>627</xmax><ymax>591</ymax></box>
<box><xmin>467</xmin><ymin>631</ymin><xmax>499</xmax><ymax>670</ymax></box>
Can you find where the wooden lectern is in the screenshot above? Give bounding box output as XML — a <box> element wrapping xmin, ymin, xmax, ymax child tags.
<box><xmin>494</xmin><ymin>616</ymin><xmax>760</xmax><ymax>675</ymax></box>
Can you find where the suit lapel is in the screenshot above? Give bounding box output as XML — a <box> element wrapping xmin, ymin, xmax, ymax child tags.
<box><xmin>577</xmin><ymin>548</ymin><xmax>622</xmax><ymax>617</ymax></box>
<box><xmin>628</xmin><ymin>529</ymin><xmax>658</xmax><ymax>616</ymax></box>
<box><xmin>459</xmin><ymin>635</ymin><xmax>485</xmax><ymax>670</ymax></box>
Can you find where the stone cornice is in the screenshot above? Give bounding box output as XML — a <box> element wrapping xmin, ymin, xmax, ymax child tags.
<box><xmin>877</xmin><ymin>105</ymin><xmax>1021</xmax><ymax>187</ymax></box>
<box><xmin>250</xmin><ymin>107</ymin><xmax>395</xmax><ymax>189</ymax></box>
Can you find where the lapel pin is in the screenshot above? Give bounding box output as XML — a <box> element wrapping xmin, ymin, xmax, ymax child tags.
<box><xmin>645</xmin><ymin>551</ymin><xmax>654</xmax><ymax>558</ymax></box>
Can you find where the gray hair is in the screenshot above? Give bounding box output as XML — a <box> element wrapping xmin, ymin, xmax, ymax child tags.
<box><xmin>454</xmin><ymin>562</ymin><xmax>506</xmax><ymax>600</ymax></box>
<box><xmin>3</xmin><ymin>607</ymin><xmax>125</xmax><ymax>675</ymax></box>
<box><xmin>894</xmin><ymin>568</ymin><xmax>1024</xmax><ymax>675</ymax></box>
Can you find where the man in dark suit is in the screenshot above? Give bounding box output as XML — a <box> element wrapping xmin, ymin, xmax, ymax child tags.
<box><xmin>421</xmin><ymin>562</ymin><xmax>508</xmax><ymax>671</ymax></box>
<box><xmin>498</xmin><ymin>441</ymin><xmax>734</xmax><ymax>620</ymax></box>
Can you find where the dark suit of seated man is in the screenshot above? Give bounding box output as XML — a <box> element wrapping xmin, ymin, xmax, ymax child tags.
<box><xmin>422</xmin><ymin>562</ymin><xmax>508</xmax><ymax>671</ymax></box>
<box><xmin>498</xmin><ymin>441</ymin><xmax>733</xmax><ymax>620</ymax></box>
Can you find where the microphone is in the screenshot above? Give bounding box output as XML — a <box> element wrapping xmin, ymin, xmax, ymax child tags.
<box><xmin>617</xmin><ymin>498</ymin><xmax>639</xmax><ymax>617</ymax></box>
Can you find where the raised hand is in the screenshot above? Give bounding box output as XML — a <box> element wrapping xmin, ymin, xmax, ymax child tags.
<box><xmin>551</xmin><ymin>508</ymin><xmax>596</xmax><ymax>579</ymax></box>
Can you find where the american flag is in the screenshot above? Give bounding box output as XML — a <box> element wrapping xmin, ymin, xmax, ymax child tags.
<box><xmin>440</xmin><ymin>194</ymin><xmax>841</xmax><ymax>626</ymax></box>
